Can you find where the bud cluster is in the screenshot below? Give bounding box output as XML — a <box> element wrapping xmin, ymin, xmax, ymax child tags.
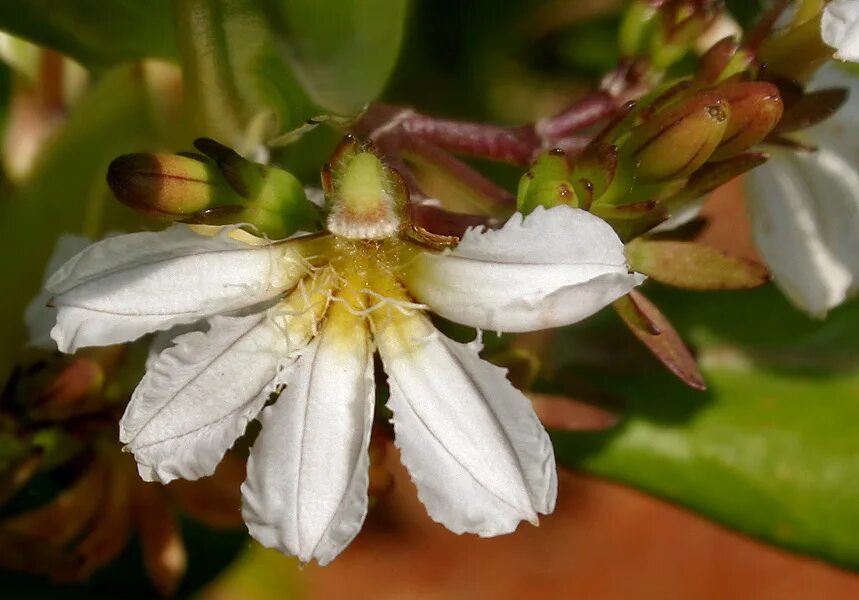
<box><xmin>517</xmin><ymin>69</ymin><xmax>783</xmax><ymax>239</ymax></box>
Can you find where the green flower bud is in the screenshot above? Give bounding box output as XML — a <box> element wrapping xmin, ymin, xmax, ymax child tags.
<box><xmin>625</xmin><ymin>92</ymin><xmax>730</xmax><ymax>181</ymax></box>
<box><xmin>516</xmin><ymin>150</ymin><xmax>577</xmax><ymax>214</ymax></box>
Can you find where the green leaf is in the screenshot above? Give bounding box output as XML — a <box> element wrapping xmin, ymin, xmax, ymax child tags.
<box><xmin>0</xmin><ymin>1</ymin><xmax>177</xmax><ymax>67</ymax></box>
<box><xmin>264</xmin><ymin>0</ymin><xmax>409</xmax><ymax>115</ymax></box>
<box><xmin>0</xmin><ymin>66</ymin><xmax>161</xmax><ymax>380</ymax></box>
<box><xmin>176</xmin><ymin>0</ymin><xmax>316</xmax><ymax>149</ymax></box>
<box><xmin>551</xmin><ymin>286</ymin><xmax>859</xmax><ymax>569</ymax></box>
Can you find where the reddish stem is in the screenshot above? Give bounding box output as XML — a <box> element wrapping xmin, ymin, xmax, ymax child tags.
<box><xmin>534</xmin><ymin>92</ymin><xmax>618</xmax><ymax>141</ymax></box>
<box><xmin>401</xmin><ymin>115</ymin><xmax>538</xmax><ymax>166</ymax></box>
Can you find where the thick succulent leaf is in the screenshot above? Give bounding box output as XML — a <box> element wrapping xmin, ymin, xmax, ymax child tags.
<box><xmin>552</xmin><ymin>285</ymin><xmax>859</xmax><ymax>569</ymax></box>
<box><xmin>0</xmin><ymin>1</ymin><xmax>177</xmax><ymax>67</ymax></box>
<box><xmin>264</xmin><ymin>0</ymin><xmax>409</xmax><ymax>115</ymax></box>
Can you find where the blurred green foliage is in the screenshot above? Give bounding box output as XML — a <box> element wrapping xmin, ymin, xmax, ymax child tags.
<box><xmin>552</xmin><ymin>284</ymin><xmax>859</xmax><ymax>569</ymax></box>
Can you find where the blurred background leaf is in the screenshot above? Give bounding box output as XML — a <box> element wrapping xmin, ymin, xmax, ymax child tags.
<box><xmin>176</xmin><ymin>0</ymin><xmax>316</xmax><ymax>150</ymax></box>
<box><xmin>262</xmin><ymin>0</ymin><xmax>409</xmax><ymax>115</ymax></box>
<box><xmin>551</xmin><ymin>284</ymin><xmax>859</xmax><ymax>570</ymax></box>
<box><xmin>176</xmin><ymin>0</ymin><xmax>409</xmax><ymax>149</ymax></box>
<box><xmin>0</xmin><ymin>1</ymin><xmax>178</xmax><ymax>67</ymax></box>
<box><xmin>0</xmin><ymin>66</ymin><xmax>164</xmax><ymax>380</ymax></box>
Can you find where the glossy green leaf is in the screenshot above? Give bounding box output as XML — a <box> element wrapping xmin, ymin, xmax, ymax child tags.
<box><xmin>176</xmin><ymin>0</ymin><xmax>316</xmax><ymax>150</ymax></box>
<box><xmin>550</xmin><ymin>286</ymin><xmax>859</xmax><ymax>569</ymax></box>
<box><xmin>0</xmin><ymin>1</ymin><xmax>177</xmax><ymax>67</ymax></box>
<box><xmin>0</xmin><ymin>66</ymin><xmax>161</xmax><ymax>381</ymax></box>
<box><xmin>264</xmin><ymin>0</ymin><xmax>409</xmax><ymax>115</ymax></box>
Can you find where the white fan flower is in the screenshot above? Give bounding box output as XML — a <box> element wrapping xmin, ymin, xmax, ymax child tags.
<box><xmin>45</xmin><ymin>148</ymin><xmax>643</xmax><ymax>565</ymax></box>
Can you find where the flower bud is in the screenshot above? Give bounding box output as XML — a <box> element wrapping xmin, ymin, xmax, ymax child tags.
<box><xmin>516</xmin><ymin>150</ymin><xmax>577</xmax><ymax>214</ymax></box>
<box><xmin>625</xmin><ymin>92</ymin><xmax>730</xmax><ymax>181</ymax></box>
<box><xmin>709</xmin><ymin>82</ymin><xmax>783</xmax><ymax>161</ymax></box>
<box><xmin>570</xmin><ymin>141</ymin><xmax>618</xmax><ymax>206</ymax></box>
<box><xmin>193</xmin><ymin>138</ymin><xmax>319</xmax><ymax>237</ymax></box>
<box><xmin>107</xmin><ymin>153</ymin><xmax>236</xmax><ymax>218</ymax></box>
<box><xmin>109</xmin><ymin>139</ymin><xmax>320</xmax><ymax>239</ymax></box>
<box><xmin>696</xmin><ymin>36</ymin><xmax>746</xmax><ymax>84</ymax></box>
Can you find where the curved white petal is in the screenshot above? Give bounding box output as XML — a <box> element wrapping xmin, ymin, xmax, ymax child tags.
<box><xmin>242</xmin><ymin>300</ymin><xmax>374</xmax><ymax>566</ymax></box>
<box><xmin>25</xmin><ymin>234</ymin><xmax>91</xmax><ymax>349</ymax></box>
<box><xmin>822</xmin><ymin>0</ymin><xmax>859</xmax><ymax>62</ymax></box>
<box><xmin>375</xmin><ymin>309</ymin><xmax>557</xmax><ymax>536</ymax></box>
<box><xmin>121</xmin><ymin>309</ymin><xmax>297</xmax><ymax>483</ymax></box>
<box><xmin>47</xmin><ymin>225</ymin><xmax>310</xmax><ymax>352</ymax></box>
<box><xmin>746</xmin><ymin>146</ymin><xmax>859</xmax><ymax>315</ymax></box>
<box><xmin>404</xmin><ymin>205</ymin><xmax>644</xmax><ymax>332</ymax></box>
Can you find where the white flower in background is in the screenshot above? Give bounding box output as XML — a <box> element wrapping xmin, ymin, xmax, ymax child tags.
<box><xmin>25</xmin><ymin>234</ymin><xmax>90</xmax><ymax>348</ymax></box>
<box><xmin>745</xmin><ymin>65</ymin><xmax>859</xmax><ymax>316</ymax></box>
<box><xmin>822</xmin><ymin>0</ymin><xmax>859</xmax><ymax>62</ymax></box>
<box><xmin>44</xmin><ymin>148</ymin><xmax>643</xmax><ymax>565</ymax></box>
<box><xmin>694</xmin><ymin>13</ymin><xmax>742</xmax><ymax>55</ymax></box>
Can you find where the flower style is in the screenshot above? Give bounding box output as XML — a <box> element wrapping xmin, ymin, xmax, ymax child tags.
<box><xmin>745</xmin><ymin>64</ymin><xmax>859</xmax><ymax>315</ymax></box>
<box><xmin>45</xmin><ymin>143</ymin><xmax>643</xmax><ymax>564</ymax></box>
<box><xmin>822</xmin><ymin>0</ymin><xmax>859</xmax><ymax>62</ymax></box>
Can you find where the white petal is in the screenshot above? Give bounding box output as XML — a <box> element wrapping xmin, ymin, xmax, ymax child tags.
<box><xmin>47</xmin><ymin>225</ymin><xmax>309</xmax><ymax>352</ymax></box>
<box><xmin>375</xmin><ymin>310</ymin><xmax>557</xmax><ymax>536</ymax></box>
<box><xmin>822</xmin><ymin>0</ymin><xmax>859</xmax><ymax>62</ymax></box>
<box><xmin>806</xmin><ymin>64</ymin><xmax>859</xmax><ymax>163</ymax></box>
<box><xmin>746</xmin><ymin>146</ymin><xmax>859</xmax><ymax>315</ymax></box>
<box><xmin>144</xmin><ymin>323</ymin><xmax>206</xmax><ymax>371</ymax></box>
<box><xmin>242</xmin><ymin>301</ymin><xmax>374</xmax><ymax>566</ymax></box>
<box><xmin>404</xmin><ymin>205</ymin><xmax>644</xmax><ymax>332</ymax></box>
<box><xmin>120</xmin><ymin>309</ymin><xmax>295</xmax><ymax>483</ymax></box>
<box><xmin>25</xmin><ymin>234</ymin><xmax>91</xmax><ymax>349</ymax></box>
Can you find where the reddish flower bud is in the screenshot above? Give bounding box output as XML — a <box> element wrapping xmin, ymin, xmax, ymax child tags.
<box><xmin>709</xmin><ymin>82</ymin><xmax>783</xmax><ymax>161</ymax></box>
